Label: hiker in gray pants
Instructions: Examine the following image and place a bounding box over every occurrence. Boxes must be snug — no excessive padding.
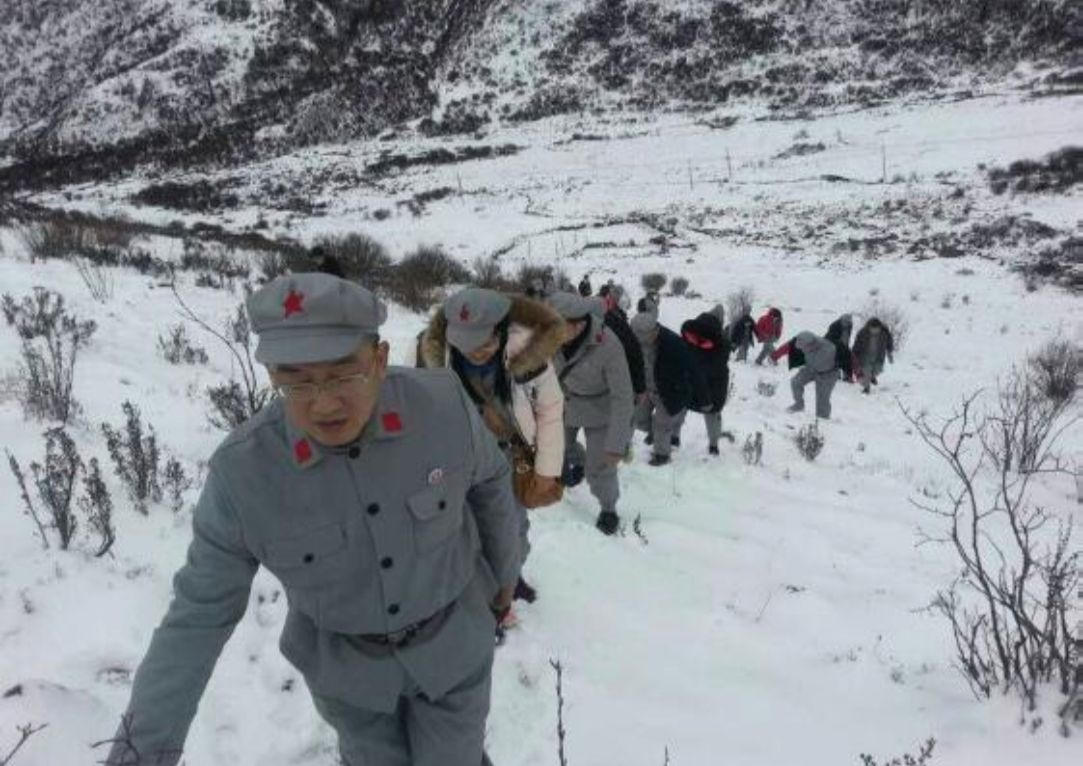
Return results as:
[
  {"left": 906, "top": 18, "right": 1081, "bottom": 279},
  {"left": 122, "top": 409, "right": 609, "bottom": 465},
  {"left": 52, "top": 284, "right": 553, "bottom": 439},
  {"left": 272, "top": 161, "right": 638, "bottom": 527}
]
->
[{"left": 772, "top": 331, "right": 840, "bottom": 419}]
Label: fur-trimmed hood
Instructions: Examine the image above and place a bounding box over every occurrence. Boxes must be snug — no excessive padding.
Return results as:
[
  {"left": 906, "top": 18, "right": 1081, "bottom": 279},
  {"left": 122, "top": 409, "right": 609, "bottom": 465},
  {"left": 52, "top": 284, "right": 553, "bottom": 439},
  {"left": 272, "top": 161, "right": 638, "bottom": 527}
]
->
[{"left": 420, "top": 294, "right": 565, "bottom": 379}]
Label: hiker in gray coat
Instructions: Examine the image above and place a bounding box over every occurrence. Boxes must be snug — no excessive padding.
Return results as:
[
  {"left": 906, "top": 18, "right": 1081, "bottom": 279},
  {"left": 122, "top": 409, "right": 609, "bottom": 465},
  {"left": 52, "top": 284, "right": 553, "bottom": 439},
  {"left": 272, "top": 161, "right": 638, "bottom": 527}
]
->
[
  {"left": 852, "top": 317, "right": 895, "bottom": 394},
  {"left": 548, "top": 292, "right": 635, "bottom": 536},
  {"left": 106, "top": 273, "right": 519, "bottom": 766},
  {"left": 771, "top": 330, "right": 840, "bottom": 419}
]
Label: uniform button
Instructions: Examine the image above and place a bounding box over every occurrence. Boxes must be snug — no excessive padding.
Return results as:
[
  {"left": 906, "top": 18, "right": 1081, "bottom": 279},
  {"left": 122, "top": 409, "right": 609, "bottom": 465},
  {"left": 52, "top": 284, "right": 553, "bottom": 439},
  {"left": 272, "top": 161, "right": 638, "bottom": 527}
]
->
[
  {"left": 302, "top": 553, "right": 314, "bottom": 564},
  {"left": 348, "top": 445, "right": 361, "bottom": 459},
  {"left": 388, "top": 604, "right": 400, "bottom": 615},
  {"left": 381, "top": 557, "right": 393, "bottom": 570},
  {"left": 438, "top": 500, "right": 447, "bottom": 510},
  {"left": 367, "top": 503, "right": 380, "bottom": 516}
]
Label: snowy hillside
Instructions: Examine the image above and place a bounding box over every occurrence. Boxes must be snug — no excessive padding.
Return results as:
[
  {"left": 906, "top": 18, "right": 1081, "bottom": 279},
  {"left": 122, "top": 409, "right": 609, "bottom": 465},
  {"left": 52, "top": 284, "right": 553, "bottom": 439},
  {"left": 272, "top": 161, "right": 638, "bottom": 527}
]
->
[
  {"left": 1, "top": 0, "right": 1080, "bottom": 189},
  {"left": 0, "top": 80, "right": 1080, "bottom": 766}
]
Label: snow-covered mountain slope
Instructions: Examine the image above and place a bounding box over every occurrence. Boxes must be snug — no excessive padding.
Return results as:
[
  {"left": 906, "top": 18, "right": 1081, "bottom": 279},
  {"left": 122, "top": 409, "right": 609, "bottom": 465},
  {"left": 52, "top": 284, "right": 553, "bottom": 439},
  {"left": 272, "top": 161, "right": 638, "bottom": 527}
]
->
[
  {"left": 0, "top": 88, "right": 1080, "bottom": 765},
  {"left": 1, "top": 0, "right": 1079, "bottom": 189}
]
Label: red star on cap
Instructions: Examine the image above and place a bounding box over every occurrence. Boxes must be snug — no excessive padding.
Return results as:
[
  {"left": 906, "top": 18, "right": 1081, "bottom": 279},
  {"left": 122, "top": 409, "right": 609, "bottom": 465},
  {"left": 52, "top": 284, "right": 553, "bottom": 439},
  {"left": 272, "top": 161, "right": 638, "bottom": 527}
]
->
[
  {"left": 283, "top": 289, "right": 305, "bottom": 318},
  {"left": 382, "top": 412, "right": 403, "bottom": 433},
  {"left": 459, "top": 304, "right": 471, "bottom": 322}
]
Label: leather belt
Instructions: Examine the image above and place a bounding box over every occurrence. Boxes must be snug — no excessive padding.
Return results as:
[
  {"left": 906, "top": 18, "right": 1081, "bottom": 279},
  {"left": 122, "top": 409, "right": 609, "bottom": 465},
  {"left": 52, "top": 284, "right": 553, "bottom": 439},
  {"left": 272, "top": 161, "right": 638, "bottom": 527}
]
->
[{"left": 357, "top": 603, "right": 454, "bottom": 648}]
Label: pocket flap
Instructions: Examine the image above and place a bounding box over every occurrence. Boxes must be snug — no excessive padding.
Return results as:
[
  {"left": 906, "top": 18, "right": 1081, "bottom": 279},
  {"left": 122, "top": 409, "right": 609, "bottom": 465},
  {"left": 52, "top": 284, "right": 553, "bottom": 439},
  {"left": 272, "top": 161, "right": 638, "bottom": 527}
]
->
[{"left": 263, "top": 524, "right": 346, "bottom": 569}]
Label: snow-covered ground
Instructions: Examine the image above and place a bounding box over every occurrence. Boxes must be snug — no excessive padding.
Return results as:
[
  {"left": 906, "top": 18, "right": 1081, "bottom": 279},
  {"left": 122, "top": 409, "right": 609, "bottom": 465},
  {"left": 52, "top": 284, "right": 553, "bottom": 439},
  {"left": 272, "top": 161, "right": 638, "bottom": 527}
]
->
[{"left": 0, "top": 91, "right": 1080, "bottom": 765}]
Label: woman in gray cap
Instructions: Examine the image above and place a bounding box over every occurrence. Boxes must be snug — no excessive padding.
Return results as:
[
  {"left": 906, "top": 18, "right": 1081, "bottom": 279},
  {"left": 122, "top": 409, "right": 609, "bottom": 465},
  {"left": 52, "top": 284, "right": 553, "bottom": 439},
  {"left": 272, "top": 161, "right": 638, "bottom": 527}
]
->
[
  {"left": 420, "top": 287, "right": 565, "bottom": 622},
  {"left": 547, "top": 291, "right": 636, "bottom": 535}
]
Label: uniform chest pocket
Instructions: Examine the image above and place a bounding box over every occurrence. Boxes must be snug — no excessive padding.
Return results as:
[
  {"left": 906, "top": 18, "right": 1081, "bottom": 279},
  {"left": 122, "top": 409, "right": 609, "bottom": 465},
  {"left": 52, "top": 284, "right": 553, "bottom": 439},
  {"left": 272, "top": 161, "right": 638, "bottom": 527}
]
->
[
  {"left": 262, "top": 523, "right": 348, "bottom": 590},
  {"left": 406, "top": 468, "right": 467, "bottom": 552}
]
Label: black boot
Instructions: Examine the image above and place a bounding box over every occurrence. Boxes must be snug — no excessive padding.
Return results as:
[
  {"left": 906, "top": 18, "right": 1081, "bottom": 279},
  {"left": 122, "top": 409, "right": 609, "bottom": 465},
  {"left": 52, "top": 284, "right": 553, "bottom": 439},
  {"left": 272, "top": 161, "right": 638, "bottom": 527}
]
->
[
  {"left": 648, "top": 453, "right": 671, "bottom": 467},
  {"left": 645, "top": 433, "right": 654, "bottom": 446},
  {"left": 596, "top": 510, "right": 620, "bottom": 536},
  {"left": 671, "top": 435, "right": 680, "bottom": 448},
  {"left": 708, "top": 444, "right": 720, "bottom": 456},
  {"left": 514, "top": 577, "right": 537, "bottom": 604}
]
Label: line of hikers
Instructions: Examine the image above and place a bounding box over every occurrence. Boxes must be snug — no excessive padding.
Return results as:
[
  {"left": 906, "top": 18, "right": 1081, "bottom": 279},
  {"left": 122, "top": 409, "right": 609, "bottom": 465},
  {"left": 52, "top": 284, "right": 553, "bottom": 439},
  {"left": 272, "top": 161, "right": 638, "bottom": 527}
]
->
[{"left": 408, "top": 274, "right": 894, "bottom": 631}]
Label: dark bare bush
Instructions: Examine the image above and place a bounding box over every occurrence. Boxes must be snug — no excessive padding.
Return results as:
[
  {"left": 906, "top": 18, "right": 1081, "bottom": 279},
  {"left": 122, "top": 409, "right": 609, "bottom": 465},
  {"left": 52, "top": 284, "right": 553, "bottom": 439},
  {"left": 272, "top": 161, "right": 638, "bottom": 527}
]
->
[
  {"left": 989, "top": 366, "right": 1077, "bottom": 475},
  {"left": 18, "top": 219, "right": 91, "bottom": 261},
  {"left": 641, "top": 272, "right": 668, "bottom": 293},
  {"left": 101, "top": 402, "right": 162, "bottom": 515},
  {"left": 304, "top": 233, "right": 393, "bottom": 285},
  {"left": 180, "top": 239, "right": 249, "bottom": 286},
  {"left": 16, "top": 428, "right": 82, "bottom": 549},
  {"left": 0, "top": 722, "right": 48, "bottom": 765},
  {"left": 206, "top": 380, "right": 254, "bottom": 430},
  {"left": 859, "top": 738, "right": 936, "bottom": 766},
  {"left": 162, "top": 457, "right": 194, "bottom": 513},
  {"left": 670, "top": 276, "right": 690, "bottom": 296},
  {"left": 157, "top": 324, "right": 209, "bottom": 365},
  {"left": 258, "top": 252, "right": 288, "bottom": 283},
  {"left": 472, "top": 255, "right": 512, "bottom": 290},
  {"left": 2, "top": 288, "right": 96, "bottom": 343},
  {"left": 726, "top": 286, "right": 755, "bottom": 319},
  {"left": 6, "top": 289, "right": 95, "bottom": 424},
  {"left": 79, "top": 458, "right": 115, "bottom": 557},
  {"left": 389, "top": 245, "right": 470, "bottom": 312},
  {"left": 1028, "top": 339, "right": 1079, "bottom": 405},
  {"left": 75, "top": 258, "right": 114, "bottom": 303},
  {"left": 795, "top": 422, "right": 824, "bottom": 461},
  {"left": 903, "top": 389, "right": 1078, "bottom": 721}
]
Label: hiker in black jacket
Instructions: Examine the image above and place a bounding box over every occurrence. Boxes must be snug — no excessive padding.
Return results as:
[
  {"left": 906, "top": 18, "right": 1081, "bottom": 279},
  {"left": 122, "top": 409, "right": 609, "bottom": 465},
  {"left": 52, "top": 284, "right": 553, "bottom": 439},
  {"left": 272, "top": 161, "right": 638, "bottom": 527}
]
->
[
  {"left": 599, "top": 285, "right": 646, "bottom": 398},
  {"left": 630, "top": 311, "right": 709, "bottom": 466},
  {"left": 680, "top": 307, "right": 732, "bottom": 455}
]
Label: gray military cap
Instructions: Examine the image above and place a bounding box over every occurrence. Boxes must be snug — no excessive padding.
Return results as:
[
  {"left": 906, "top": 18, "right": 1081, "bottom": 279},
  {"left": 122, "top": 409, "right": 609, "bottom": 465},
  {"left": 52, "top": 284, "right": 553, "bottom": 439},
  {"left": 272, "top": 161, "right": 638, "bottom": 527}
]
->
[
  {"left": 247, "top": 272, "right": 387, "bottom": 365},
  {"left": 547, "top": 291, "right": 596, "bottom": 321},
  {"left": 443, "top": 288, "right": 512, "bottom": 353}
]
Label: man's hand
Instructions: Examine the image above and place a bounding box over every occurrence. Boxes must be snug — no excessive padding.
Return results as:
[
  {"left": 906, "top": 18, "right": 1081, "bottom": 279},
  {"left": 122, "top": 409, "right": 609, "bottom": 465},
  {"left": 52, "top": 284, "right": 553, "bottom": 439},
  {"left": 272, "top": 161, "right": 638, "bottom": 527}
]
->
[
  {"left": 603, "top": 451, "right": 624, "bottom": 467},
  {"left": 492, "top": 584, "right": 515, "bottom": 616}
]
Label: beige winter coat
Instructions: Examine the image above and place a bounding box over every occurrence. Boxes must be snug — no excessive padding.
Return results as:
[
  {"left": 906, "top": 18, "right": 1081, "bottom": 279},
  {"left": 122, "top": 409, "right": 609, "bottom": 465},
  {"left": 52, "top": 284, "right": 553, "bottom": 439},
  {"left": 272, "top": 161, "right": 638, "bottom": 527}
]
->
[{"left": 420, "top": 296, "right": 566, "bottom": 478}]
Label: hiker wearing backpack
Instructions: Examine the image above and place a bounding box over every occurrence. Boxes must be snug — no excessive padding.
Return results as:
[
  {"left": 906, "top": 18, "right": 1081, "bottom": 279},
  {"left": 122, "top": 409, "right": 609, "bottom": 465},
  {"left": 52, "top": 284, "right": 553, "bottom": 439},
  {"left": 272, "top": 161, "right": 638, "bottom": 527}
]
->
[
  {"left": 631, "top": 310, "right": 709, "bottom": 466},
  {"left": 547, "top": 292, "right": 635, "bottom": 536},
  {"left": 771, "top": 331, "right": 841, "bottom": 419},
  {"left": 727, "top": 312, "right": 757, "bottom": 362},
  {"left": 680, "top": 306, "right": 733, "bottom": 455},
  {"left": 753, "top": 307, "right": 784, "bottom": 365},
  {"left": 852, "top": 317, "right": 895, "bottom": 394}
]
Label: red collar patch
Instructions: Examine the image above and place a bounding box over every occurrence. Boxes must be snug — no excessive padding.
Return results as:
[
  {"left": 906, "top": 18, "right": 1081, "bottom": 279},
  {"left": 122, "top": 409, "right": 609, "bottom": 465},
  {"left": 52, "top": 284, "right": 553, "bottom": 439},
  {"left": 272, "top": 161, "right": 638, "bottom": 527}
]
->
[
  {"left": 382, "top": 412, "right": 403, "bottom": 433},
  {"left": 283, "top": 289, "right": 305, "bottom": 318},
  {"left": 459, "top": 304, "right": 471, "bottom": 322},
  {"left": 294, "top": 438, "right": 314, "bottom": 464}
]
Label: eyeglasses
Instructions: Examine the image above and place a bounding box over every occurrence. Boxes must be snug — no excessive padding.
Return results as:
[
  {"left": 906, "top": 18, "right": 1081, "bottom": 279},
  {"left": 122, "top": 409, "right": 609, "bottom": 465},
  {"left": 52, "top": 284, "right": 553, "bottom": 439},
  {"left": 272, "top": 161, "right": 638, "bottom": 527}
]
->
[{"left": 274, "top": 371, "right": 373, "bottom": 402}]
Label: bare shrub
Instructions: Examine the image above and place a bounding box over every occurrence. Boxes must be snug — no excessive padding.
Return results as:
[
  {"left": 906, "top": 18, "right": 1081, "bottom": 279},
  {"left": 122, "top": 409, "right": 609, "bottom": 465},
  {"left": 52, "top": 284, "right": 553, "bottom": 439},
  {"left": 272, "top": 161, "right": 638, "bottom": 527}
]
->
[
  {"left": 101, "top": 402, "right": 162, "bottom": 515},
  {"left": 472, "top": 255, "right": 511, "bottom": 289},
  {"left": 862, "top": 299, "right": 909, "bottom": 351},
  {"left": 1028, "top": 339, "right": 1079, "bottom": 405},
  {"left": 172, "top": 286, "right": 270, "bottom": 430},
  {"left": 14, "top": 428, "right": 82, "bottom": 549},
  {"left": 389, "top": 245, "right": 470, "bottom": 312},
  {"left": 0, "top": 722, "right": 48, "bottom": 765},
  {"left": 988, "top": 366, "right": 1077, "bottom": 475},
  {"left": 304, "top": 233, "right": 392, "bottom": 284},
  {"left": 18, "top": 220, "right": 91, "bottom": 261},
  {"left": 640, "top": 272, "right": 667, "bottom": 293},
  {"left": 794, "top": 422, "right": 824, "bottom": 461},
  {"left": 6, "top": 451, "right": 51, "bottom": 550},
  {"left": 859, "top": 738, "right": 936, "bottom": 766},
  {"left": 4, "top": 289, "right": 96, "bottom": 424},
  {"left": 257, "top": 251, "right": 288, "bottom": 283},
  {"left": 162, "top": 457, "right": 194, "bottom": 513},
  {"left": 75, "top": 258, "right": 114, "bottom": 303},
  {"left": 157, "top": 324, "right": 209, "bottom": 365},
  {"left": 79, "top": 458, "right": 115, "bottom": 557},
  {"left": 742, "top": 432, "right": 763, "bottom": 466},
  {"left": 902, "top": 391, "right": 1078, "bottom": 719},
  {"left": 670, "top": 276, "right": 690, "bottom": 296},
  {"left": 726, "top": 286, "right": 755, "bottom": 319}
]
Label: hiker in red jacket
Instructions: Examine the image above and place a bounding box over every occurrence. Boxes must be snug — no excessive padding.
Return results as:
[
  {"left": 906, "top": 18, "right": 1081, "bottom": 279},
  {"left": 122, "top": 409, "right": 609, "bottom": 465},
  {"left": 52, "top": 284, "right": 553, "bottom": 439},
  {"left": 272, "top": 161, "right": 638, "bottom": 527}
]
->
[{"left": 754, "top": 308, "right": 784, "bottom": 365}]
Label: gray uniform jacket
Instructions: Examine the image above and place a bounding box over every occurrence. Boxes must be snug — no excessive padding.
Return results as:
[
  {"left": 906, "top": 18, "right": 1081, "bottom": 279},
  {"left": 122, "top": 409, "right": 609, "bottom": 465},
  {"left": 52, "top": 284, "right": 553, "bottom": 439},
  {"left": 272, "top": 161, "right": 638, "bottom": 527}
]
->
[
  {"left": 113, "top": 367, "right": 520, "bottom": 761},
  {"left": 794, "top": 331, "right": 838, "bottom": 374},
  {"left": 553, "top": 318, "right": 636, "bottom": 455}
]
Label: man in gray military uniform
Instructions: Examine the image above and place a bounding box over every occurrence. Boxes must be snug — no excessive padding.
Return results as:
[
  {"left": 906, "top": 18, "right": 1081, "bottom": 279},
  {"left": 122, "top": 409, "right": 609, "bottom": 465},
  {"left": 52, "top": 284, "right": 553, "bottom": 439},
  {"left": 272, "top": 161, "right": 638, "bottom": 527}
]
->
[
  {"left": 105, "top": 273, "right": 520, "bottom": 766},
  {"left": 547, "top": 292, "right": 635, "bottom": 536}
]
